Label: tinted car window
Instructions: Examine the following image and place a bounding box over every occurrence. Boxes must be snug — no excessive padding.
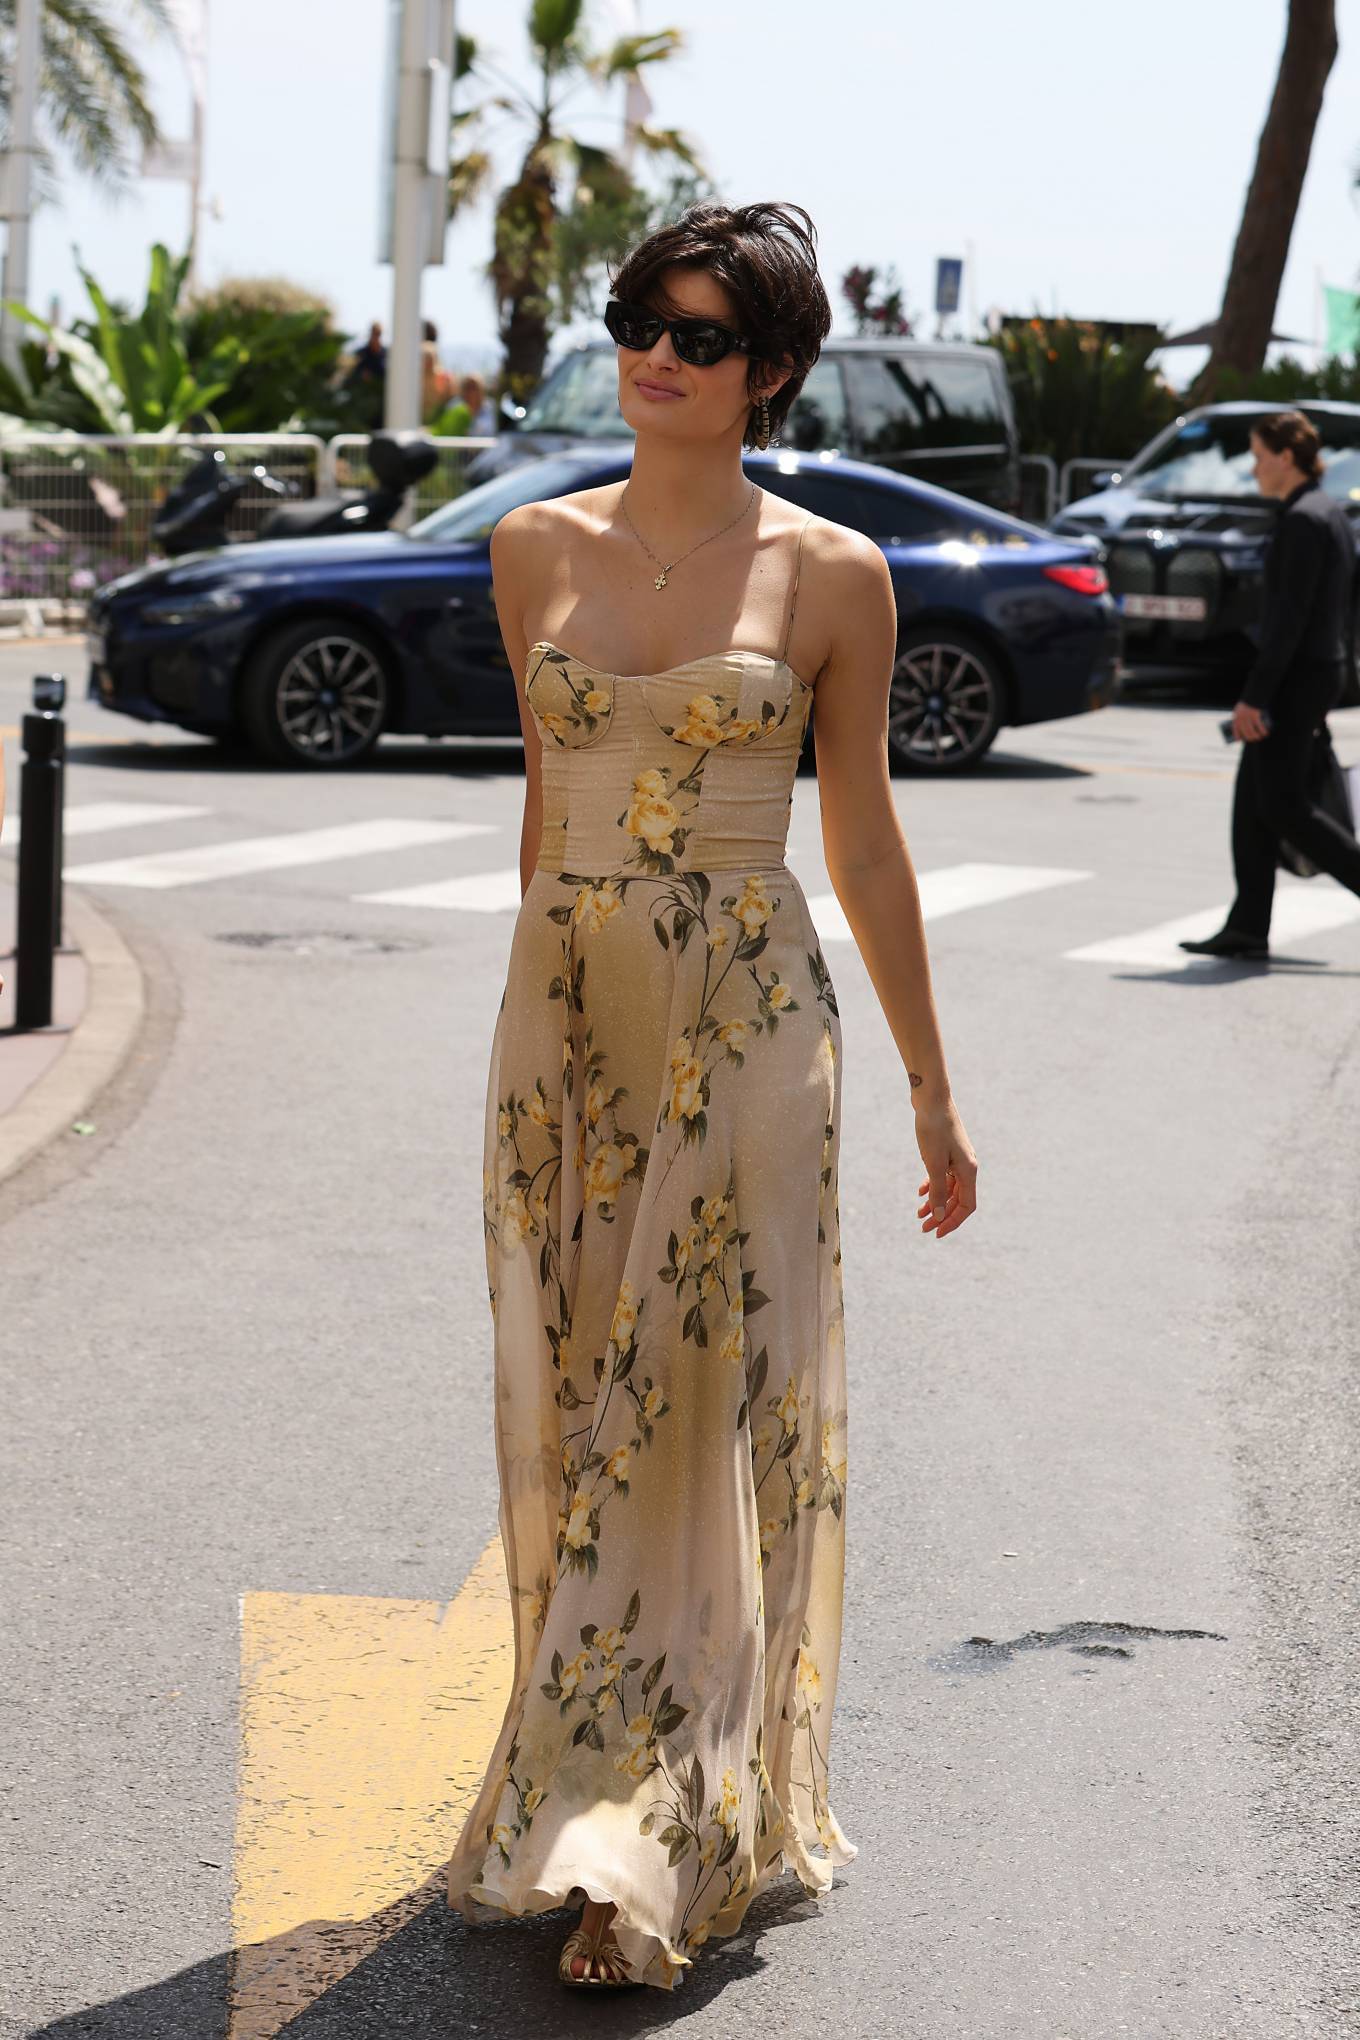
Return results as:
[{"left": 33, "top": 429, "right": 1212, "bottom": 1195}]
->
[
  {"left": 912, "top": 358, "right": 1006, "bottom": 442},
  {"left": 843, "top": 352, "right": 1007, "bottom": 456},
  {"left": 520, "top": 350, "right": 631, "bottom": 438},
  {"left": 1127, "top": 409, "right": 1360, "bottom": 503},
  {"left": 409, "top": 458, "right": 615, "bottom": 542},
  {"left": 783, "top": 359, "right": 848, "bottom": 452},
  {"left": 751, "top": 464, "right": 958, "bottom": 541}
]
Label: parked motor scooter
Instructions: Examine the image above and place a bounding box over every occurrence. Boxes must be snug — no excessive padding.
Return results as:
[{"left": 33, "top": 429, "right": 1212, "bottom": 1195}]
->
[
  {"left": 151, "top": 434, "right": 439, "bottom": 556},
  {"left": 151, "top": 449, "right": 289, "bottom": 556}
]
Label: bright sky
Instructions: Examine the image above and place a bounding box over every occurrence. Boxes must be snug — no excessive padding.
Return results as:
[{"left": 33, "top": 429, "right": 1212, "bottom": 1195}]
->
[{"left": 26, "top": 0, "right": 1360, "bottom": 389}]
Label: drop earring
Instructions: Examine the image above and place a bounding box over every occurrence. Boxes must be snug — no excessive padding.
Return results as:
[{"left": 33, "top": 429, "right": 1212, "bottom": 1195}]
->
[{"left": 752, "top": 395, "right": 771, "bottom": 450}]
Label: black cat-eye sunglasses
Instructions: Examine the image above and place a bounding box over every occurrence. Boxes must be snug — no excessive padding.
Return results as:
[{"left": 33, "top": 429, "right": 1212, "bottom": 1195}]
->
[{"left": 603, "top": 296, "right": 761, "bottom": 368}]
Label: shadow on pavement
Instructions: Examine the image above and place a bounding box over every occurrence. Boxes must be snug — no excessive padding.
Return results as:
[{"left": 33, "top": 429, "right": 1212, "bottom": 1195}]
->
[
  {"left": 1110, "top": 959, "right": 1360, "bottom": 986},
  {"left": 27, "top": 1877, "right": 827, "bottom": 2039}
]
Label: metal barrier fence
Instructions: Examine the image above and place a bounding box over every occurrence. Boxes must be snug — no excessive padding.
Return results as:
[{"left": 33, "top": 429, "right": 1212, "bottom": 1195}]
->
[
  {"left": 0, "top": 433, "right": 328, "bottom": 619},
  {"left": 0, "top": 432, "right": 1130, "bottom": 620},
  {"left": 0, "top": 431, "right": 496, "bottom": 620},
  {"left": 1018, "top": 454, "right": 1058, "bottom": 525},
  {"left": 320, "top": 435, "right": 495, "bottom": 525},
  {"left": 1058, "top": 456, "right": 1124, "bottom": 509}
]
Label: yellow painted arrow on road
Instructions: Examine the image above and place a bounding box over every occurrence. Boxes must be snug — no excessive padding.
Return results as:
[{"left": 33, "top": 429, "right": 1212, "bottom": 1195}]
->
[{"left": 227, "top": 1536, "right": 512, "bottom": 2040}]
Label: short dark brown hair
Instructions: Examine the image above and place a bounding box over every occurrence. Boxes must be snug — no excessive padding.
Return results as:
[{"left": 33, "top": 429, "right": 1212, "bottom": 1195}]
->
[
  {"left": 608, "top": 201, "right": 832, "bottom": 450},
  {"left": 1253, "top": 409, "right": 1324, "bottom": 480}
]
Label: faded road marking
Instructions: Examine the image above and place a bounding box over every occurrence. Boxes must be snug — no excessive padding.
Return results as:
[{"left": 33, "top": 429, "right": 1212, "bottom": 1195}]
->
[{"left": 229, "top": 1538, "right": 513, "bottom": 2040}]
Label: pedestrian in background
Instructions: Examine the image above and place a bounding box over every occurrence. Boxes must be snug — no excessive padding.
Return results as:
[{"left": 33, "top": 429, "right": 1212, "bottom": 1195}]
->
[
  {"left": 420, "top": 317, "right": 455, "bottom": 424},
  {"left": 346, "top": 319, "right": 386, "bottom": 390},
  {"left": 1182, "top": 409, "right": 1360, "bottom": 959},
  {"left": 460, "top": 372, "right": 497, "bottom": 435}
]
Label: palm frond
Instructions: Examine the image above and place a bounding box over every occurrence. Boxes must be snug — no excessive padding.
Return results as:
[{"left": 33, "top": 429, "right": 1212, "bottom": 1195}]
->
[
  {"left": 588, "top": 29, "right": 685, "bottom": 84},
  {"left": 0, "top": 0, "right": 174, "bottom": 188},
  {"left": 529, "top": 0, "right": 585, "bottom": 59},
  {"left": 627, "top": 123, "right": 703, "bottom": 171},
  {"left": 450, "top": 149, "right": 495, "bottom": 216}
]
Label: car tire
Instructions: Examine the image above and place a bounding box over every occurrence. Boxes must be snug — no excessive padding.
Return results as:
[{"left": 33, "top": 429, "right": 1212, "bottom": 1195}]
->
[
  {"left": 239, "top": 618, "right": 391, "bottom": 768},
  {"left": 886, "top": 626, "right": 1006, "bottom": 773}
]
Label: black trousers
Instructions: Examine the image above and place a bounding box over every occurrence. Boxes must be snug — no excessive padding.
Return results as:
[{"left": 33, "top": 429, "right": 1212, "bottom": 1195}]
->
[{"left": 1228, "top": 664, "right": 1360, "bottom": 937}]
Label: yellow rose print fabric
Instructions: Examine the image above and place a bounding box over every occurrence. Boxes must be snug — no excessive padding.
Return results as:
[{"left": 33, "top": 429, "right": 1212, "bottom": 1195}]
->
[{"left": 446, "top": 614, "right": 855, "bottom": 1990}]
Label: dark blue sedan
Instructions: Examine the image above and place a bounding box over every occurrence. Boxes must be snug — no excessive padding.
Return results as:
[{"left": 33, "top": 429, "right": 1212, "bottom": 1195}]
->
[{"left": 86, "top": 449, "right": 1121, "bottom": 773}]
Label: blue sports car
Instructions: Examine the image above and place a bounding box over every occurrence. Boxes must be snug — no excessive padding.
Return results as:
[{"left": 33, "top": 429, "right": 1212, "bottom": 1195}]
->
[{"left": 87, "top": 448, "right": 1121, "bottom": 773}]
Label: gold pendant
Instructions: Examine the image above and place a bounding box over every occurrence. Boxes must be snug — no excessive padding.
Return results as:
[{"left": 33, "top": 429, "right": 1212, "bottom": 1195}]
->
[{"left": 654, "top": 570, "right": 668, "bottom": 590}]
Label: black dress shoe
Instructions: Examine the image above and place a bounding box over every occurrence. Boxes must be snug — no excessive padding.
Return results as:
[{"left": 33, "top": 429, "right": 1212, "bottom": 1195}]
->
[{"left": 1178, "top": 928, "right": 1270, "bottom": 958}]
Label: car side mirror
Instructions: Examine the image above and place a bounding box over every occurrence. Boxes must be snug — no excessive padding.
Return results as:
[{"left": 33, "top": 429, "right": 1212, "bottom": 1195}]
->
[
  {"left": 498, "top": 393, "right": 525, "bottom": 431},
  {"left": 1091, "top": 469, "right": 1122, "bottom": 492}
]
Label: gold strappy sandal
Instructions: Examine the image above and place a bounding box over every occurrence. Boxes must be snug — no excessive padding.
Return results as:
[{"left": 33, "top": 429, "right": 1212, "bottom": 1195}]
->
[{"left": 558, "top": 1907, "right": 640, "bottom": 1988}]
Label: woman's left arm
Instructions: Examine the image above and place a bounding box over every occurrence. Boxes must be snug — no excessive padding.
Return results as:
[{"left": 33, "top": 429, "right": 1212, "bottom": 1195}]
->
[{"left": 810, "top": 528, "right": 978, "bottom": 1240}]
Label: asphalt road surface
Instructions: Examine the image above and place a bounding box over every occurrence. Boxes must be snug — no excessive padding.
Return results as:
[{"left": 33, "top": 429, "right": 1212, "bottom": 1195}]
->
[{"left": 2, "top": 646, "right": 1358, "bottom": 2040}]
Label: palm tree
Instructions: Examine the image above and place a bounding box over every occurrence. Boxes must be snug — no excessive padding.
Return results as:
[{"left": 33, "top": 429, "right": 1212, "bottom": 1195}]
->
[
  {"left": 0, "top": 0, "right": 175, "bottom": 196},
  {"left": 1195, "top": 0, "right": 1338, "bottom": 398},
  {"left": 452, "top": 0, "right": 702, "bottom": 402}
]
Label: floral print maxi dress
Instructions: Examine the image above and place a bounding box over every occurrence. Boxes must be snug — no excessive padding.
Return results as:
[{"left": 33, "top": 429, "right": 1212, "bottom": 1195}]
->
[{"left": 445, "top": 526, "right": 856, "bottom": 1988}]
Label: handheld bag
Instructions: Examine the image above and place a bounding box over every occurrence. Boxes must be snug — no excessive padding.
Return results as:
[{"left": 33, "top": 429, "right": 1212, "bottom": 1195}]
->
[{"left": 1278, "top": 723, "right": 1357, "bottom": 878}]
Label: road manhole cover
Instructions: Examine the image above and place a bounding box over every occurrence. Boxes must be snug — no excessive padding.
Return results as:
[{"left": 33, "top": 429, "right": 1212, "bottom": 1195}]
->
[{"left": 216, "top": 930, "right": 426, "bottom": 957}]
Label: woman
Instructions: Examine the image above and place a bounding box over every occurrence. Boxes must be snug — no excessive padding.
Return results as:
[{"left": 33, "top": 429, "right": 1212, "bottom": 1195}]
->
[
  {"left": 1181, "top": 408, "right": 1360, "bottom": 959},
  {"left": 444, "top": 201, "right": 978, "bottom": 1990}
]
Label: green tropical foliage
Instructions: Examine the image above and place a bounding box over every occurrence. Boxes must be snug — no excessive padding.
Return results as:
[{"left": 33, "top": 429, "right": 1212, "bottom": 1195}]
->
[
  {"left": 1198, "top": 349, "right": 1360, "bottom": 406},
  {"left": 0, "top": 246, "right": 374, "bottom": 435},
  {"left": 0, "top": 242, "right": 242, "bottom": 432},
  {"left": 990, "top": 316, "right": 1182, "bottom": 465},
  {"left": 181, "top": 276, "right": 359, "bottom": 433}
]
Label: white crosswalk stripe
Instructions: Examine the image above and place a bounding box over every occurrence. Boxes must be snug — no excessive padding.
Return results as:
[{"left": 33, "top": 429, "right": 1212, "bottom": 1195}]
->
[
  {"left": 358, "top": 865, "right": 525, "bottom": 913},
  {"left": 1066, "top": 886, "right": 1360, "bottom": 968},
  {"left": 805, "top": 862, "right": 1091, "bottom": 944},
  {"left": 32, "top": 796, "right": 1355, "bottom": 965},
  {"left": 65, "top": 818, "right": 495, "bottom": 890},
  {"left": 1, "top": 800, "right": 210, "bottom": 849}
]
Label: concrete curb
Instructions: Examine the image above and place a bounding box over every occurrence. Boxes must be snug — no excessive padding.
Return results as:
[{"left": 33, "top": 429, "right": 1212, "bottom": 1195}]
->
[{"left": 0, "top": 884, "right": 146, "bottom": 1188}]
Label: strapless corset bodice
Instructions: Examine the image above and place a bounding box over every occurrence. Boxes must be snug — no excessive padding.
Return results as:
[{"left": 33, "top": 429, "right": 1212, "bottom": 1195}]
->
[{"left": 524, "top": 641, "right": 813, "bottom": 877}]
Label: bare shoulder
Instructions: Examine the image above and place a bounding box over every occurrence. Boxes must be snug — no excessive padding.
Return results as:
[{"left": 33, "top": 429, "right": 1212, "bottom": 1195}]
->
[
  {"left": 779, "top": 506, "right": 895, "bottom": 685},
  {"left": 490, "top": 483, "right": 617, "bottom": 573},
  {"left": 800, "top": 511, "right": 893, "bottom": 598}
]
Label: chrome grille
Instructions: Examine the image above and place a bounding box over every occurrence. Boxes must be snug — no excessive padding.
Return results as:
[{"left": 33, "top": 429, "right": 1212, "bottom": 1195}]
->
[
  {"left": 1107, "top": 543, "right": 1156, "bottom": 636},
  {"left": 1165, "top": 547, "right": 1224, "bottom": 638}
]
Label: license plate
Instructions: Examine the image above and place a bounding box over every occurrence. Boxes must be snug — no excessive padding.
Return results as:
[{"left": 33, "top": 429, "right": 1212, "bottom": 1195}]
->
[{"left": 1117, "top": 593, "right": 1207, "bottom": 621}]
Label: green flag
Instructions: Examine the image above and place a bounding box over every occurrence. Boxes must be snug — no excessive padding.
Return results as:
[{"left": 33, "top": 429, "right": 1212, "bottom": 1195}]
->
[{"left": 1324, "top": 284, "right": 1360, "bottom": 355}]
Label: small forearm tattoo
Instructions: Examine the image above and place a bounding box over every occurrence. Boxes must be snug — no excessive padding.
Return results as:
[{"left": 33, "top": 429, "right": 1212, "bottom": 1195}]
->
[{"left": 908, "top": 1071, "right": 923, "bottom": 1090}]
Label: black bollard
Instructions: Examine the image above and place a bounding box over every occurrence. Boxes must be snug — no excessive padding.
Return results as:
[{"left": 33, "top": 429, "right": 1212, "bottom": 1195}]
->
[
  {"left": 32, "top": 674, "right": 67, "bottom": 947},
  {"left": 13, "top": 696, "right": 66, "bottom": 1033}
]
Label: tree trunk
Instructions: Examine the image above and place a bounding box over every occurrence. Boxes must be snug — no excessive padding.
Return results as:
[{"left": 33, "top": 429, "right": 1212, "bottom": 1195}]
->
[
  {"left": 492, "top": 134, "right": 557, "bottom": 405},
  {"left": 1195, "top": 0, "right": 1337, "bottom": 400}
]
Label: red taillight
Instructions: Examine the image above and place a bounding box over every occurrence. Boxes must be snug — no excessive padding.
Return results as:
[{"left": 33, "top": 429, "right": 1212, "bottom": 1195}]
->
[{"left": 1043, "top": 562, "right": 1109, "bottom": 597}]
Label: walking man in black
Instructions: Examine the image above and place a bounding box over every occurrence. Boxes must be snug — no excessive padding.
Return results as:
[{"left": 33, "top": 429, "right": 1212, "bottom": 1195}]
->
[{"left": 1182, "top": 409, "right": 1360, "bottom": 960}]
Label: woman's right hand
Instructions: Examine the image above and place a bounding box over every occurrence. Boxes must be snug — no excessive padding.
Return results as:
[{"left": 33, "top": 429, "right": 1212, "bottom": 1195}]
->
[{"left": 914, "top": 1096, "right": 978, "bottom": 1239}]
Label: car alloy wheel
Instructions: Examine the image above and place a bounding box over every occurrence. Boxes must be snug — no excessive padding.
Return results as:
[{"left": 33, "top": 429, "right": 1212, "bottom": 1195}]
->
[
  {"left": 277, "top": 634, "right": 387, "bottom": 762},
  {"left": 887, "top": 632, "right": 1004, "bottom": 772},
  {"left": 242, "top": 620, "right": 390, "bottom": 767}
]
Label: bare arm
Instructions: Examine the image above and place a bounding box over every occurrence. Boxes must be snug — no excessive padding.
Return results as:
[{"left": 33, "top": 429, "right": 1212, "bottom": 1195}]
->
[
  {"left": 488, "top": 506, "right": 546, "bottom": 897},
  {"left": 811, "top": 530, "right": 978, "bottom": 1238}
]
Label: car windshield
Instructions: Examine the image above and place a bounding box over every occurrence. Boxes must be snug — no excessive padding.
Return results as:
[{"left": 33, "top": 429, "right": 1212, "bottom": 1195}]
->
[
  {"left": 1126, "top": 411, "right": 1360, "bottom": 502},
  {"left": 408, "top": 457, "right": 609, "bottom": 542},
  {"left": 521, "top": 350, "right": 633, "bottom": 438}
]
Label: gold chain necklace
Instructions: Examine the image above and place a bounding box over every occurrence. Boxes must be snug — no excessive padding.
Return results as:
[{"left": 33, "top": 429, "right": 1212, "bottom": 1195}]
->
[{"left": 619, "top": 481, "right": 757, "bottom": 590}]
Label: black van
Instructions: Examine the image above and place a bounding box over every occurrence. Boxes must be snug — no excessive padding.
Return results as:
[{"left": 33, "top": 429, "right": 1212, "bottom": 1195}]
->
[{"left": 465, "top": 337, "right": 1021, "bottom": 515}]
